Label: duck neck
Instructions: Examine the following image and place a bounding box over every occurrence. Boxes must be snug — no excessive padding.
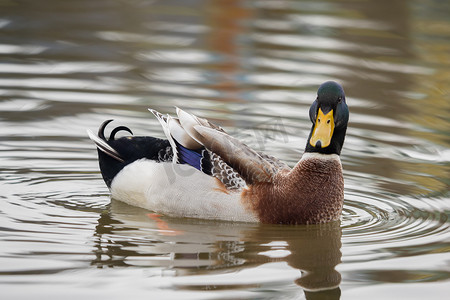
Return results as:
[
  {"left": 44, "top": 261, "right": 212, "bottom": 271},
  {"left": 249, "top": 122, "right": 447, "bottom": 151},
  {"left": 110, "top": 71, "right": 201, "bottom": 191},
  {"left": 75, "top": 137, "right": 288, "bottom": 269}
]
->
[
  {"left": 304, "top": 125, "right": 347, "bottom": 155},
  {"left": 291, "top": 152, "right": 342, "bottom": 178}
]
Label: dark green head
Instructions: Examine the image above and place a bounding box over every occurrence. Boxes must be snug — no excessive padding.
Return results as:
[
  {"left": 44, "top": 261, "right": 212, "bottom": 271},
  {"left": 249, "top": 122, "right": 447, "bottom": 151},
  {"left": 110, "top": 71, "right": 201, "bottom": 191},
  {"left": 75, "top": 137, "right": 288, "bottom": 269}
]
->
[{"left": 305, "top": 81, "right": 349, "bottom": 155}]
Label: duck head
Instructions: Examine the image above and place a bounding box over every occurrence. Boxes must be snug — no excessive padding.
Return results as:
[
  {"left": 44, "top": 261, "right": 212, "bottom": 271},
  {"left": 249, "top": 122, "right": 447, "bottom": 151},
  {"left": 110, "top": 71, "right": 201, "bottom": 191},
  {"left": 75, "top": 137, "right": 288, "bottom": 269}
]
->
[{"left": 305, "top": 81, "right": 349, "bottom": 155}]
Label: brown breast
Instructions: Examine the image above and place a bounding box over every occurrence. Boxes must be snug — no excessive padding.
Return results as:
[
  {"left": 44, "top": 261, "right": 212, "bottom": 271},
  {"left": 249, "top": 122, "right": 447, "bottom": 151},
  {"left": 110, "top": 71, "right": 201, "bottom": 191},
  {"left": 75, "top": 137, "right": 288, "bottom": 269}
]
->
[{"left": 242, "top": 155, "right": 344, "bottom": 224}]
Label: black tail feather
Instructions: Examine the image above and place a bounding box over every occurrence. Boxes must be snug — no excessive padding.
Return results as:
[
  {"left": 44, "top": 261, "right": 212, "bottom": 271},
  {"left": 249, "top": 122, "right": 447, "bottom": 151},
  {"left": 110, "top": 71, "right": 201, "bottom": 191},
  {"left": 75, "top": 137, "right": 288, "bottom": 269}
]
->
[
  {"left": 98, "top": 119, "right": 113, "bottom": 141},
  {"left": 88, "top": 120, "right": 173, "bottom": 187},
  {"left": 110, "top": 126, "right": 133, "bottom": 140}
]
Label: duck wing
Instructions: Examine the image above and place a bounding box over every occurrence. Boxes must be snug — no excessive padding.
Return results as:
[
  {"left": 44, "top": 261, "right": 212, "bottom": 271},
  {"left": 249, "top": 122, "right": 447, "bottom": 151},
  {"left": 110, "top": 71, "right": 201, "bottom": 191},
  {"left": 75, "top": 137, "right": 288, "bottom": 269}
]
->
[
  {"left": 150, "top": 109, "right": 214, "bottom": 175},
  {"left": 209, "top": 151, "right": 247, "bottom": 190},
  {"left": 150, "top": 108, "right": 247, "bottom": 189},
  {"left": 257, "top": 152, "right": 290, "bottom": 172},
  {"left": 176, "top": 108, "right": 289, "bottom": 185}
]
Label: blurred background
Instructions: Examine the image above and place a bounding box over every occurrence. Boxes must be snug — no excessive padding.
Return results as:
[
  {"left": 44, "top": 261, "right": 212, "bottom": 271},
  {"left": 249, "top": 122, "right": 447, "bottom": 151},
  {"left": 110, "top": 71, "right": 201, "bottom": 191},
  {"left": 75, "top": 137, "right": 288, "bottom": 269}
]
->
[{"left": 0, "top": 0, "right": 449, "bottom": 299}]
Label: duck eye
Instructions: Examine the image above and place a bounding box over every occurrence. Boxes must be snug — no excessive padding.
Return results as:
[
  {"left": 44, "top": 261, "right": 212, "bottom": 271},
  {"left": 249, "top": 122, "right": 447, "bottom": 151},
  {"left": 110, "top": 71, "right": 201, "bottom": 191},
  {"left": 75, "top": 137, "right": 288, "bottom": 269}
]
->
[
  {"left": 327, "top": 119, "right": 330, "bottom": 124},
  {"left": 337, "top": 97, "right": 342, "bottom": 103}
]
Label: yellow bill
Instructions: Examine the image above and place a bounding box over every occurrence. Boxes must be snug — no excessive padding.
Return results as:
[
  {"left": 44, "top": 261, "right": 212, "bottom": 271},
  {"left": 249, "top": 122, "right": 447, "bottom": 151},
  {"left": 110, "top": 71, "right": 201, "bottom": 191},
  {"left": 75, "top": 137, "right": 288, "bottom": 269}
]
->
[{"left": 310, "top": 108, "right": 334, "bottom": 148}]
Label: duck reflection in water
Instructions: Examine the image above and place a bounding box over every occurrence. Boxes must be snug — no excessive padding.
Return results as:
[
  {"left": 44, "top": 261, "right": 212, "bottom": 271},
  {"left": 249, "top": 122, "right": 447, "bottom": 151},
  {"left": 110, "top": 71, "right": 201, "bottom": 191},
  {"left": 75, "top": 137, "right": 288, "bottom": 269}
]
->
[{"left": 91, "top": 200, "right": 342, "bottom": 299}]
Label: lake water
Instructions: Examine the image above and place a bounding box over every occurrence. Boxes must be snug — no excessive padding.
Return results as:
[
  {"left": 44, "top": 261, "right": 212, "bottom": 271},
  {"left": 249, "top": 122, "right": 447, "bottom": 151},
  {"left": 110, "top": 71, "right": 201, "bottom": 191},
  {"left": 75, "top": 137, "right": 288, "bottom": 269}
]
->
[{"left": 1, "top": 0, "right": 449, "bottom": 299}]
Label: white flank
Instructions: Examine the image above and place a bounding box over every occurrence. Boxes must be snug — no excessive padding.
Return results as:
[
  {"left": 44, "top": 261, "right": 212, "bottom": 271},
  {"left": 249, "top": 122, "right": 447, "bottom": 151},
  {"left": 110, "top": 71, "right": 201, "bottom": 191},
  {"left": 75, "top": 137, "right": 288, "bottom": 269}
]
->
[{"left": 110, "top": 159, "right": 259, "bottom": 222}]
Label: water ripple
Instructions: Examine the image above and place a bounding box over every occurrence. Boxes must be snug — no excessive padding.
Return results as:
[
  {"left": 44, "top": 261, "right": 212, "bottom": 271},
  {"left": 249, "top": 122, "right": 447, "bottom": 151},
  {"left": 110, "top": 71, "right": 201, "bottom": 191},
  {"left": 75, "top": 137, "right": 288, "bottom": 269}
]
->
[
  {"left": 0, "top": 61, "right": 131, "bottom": 75},
  {"left": 342, "top": 190, "right": 449, "bottom": 263}
]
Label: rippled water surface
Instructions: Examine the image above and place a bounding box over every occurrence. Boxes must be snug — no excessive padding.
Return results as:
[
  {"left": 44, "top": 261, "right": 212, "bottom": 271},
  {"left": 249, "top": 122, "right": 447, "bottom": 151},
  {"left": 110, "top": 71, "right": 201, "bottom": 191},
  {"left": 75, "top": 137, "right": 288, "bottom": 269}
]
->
[{"left": 1, "top": 0, "right": 449, "bottom": 299}]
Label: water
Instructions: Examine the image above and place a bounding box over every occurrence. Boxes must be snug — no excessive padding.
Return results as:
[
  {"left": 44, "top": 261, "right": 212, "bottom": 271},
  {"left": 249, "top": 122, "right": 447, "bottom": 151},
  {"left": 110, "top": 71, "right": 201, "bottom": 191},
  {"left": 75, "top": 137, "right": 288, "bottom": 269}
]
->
[{"left": 1, "top": 0, "right": 449, "bottom": 299}]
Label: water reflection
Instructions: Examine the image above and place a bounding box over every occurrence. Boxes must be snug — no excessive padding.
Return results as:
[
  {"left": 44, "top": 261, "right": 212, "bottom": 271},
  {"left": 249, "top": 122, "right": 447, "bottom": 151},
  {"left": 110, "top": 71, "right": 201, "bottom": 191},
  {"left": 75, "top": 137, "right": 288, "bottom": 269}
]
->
[{"left": 92, "top": 200, "right": 342, "bottom": 298}]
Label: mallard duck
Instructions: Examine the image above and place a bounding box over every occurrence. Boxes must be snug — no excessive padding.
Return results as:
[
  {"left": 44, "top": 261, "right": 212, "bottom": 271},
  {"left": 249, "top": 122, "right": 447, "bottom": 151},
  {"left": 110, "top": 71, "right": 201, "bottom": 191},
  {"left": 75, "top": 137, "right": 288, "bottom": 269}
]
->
[{"left": 87, "top": 81, "right": 349, "bottom": 224}]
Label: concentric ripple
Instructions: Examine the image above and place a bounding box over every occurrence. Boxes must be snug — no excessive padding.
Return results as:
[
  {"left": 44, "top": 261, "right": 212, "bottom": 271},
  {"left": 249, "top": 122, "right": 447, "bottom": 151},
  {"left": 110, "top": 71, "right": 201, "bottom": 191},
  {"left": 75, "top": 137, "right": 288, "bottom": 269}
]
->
[{"left": 341, "top": 187, "right": 450, "bottom": 264}]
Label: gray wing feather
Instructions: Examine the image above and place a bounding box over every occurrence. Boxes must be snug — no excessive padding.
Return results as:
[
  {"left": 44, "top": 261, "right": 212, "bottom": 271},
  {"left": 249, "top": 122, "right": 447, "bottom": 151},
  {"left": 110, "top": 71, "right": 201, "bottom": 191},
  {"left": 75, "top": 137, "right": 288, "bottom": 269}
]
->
[
  {"left": 257, "top": 152, "right": 291, "bottom": 172},
  {"left": 193, "top": 125, "right": 279, "bottom": 184},
  {"left": 209, "top": 152, "right": 247, "bottom": 190}
]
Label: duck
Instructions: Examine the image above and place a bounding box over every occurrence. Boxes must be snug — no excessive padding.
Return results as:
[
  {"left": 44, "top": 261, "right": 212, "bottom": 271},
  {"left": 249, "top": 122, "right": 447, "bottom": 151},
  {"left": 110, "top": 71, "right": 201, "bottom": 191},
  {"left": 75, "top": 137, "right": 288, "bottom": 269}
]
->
[{"left": 87, "top": 81, "right": 349, "bottom": 224}]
